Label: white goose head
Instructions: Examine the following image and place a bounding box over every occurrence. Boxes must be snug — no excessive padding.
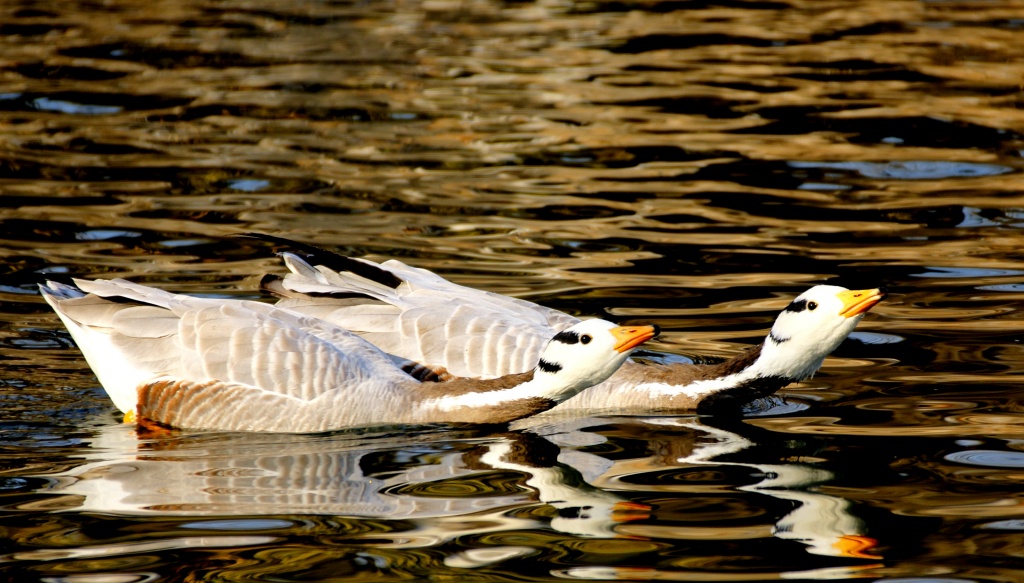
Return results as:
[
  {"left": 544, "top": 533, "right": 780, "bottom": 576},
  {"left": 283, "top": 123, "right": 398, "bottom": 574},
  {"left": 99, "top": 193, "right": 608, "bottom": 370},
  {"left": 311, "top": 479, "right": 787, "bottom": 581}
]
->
[
  {"left": 533, "top": 319, "right": 658, "bottom": 401},
  {"left": 757, "top": 285, "right": 887, "bottom": 381}
]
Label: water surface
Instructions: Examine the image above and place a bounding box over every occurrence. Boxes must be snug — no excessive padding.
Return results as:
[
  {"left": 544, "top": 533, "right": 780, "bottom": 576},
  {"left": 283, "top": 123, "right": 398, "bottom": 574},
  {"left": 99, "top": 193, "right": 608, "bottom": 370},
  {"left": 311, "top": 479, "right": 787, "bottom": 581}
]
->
[{"left": 2, "top": 0, "right": 1024, "bottom": 581}]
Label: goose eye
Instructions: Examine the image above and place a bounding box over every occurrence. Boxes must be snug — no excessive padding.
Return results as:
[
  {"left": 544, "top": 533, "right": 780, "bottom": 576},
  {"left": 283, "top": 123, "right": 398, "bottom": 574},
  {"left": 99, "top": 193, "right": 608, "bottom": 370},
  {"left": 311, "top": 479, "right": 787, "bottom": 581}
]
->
[
  {"left": 580, "top": 334, "right": 592, "bottom": 345},
  {"left": 808, "top": 301, "right": 818, "bottom": 310}
]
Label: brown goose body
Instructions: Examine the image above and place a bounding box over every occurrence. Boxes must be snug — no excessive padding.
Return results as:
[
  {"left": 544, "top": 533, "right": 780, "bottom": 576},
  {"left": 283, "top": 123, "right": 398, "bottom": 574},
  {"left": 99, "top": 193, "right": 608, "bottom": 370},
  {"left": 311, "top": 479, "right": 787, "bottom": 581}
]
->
[{"left": 40, "top": 278, "right": 656, "bottom": 432}]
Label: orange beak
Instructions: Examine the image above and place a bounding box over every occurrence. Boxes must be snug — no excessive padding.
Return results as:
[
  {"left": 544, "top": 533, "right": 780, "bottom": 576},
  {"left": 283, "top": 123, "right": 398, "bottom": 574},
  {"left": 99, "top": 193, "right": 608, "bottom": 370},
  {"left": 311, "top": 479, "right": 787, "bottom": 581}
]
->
[
  {"left": 611, "top": 500, "right": 653, "bottom": 523},
  {"left": 833, "top": 535, "right": 882, "bottom": 559},
  {"left": 837, "top": 288, "right": 887, "bottom": 318},
  {"left": 610, "top": 324, "right": 659, "bottom": 353}
]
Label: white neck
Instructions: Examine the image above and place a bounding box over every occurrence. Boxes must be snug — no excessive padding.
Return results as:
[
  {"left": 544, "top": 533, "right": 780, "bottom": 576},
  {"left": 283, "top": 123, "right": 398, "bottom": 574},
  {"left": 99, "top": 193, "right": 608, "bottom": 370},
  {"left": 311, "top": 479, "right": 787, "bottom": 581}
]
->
[
  {"left": 629, "top": 339, "right": 816, "bottom": 400},
  {"left": 757, "top": 335, "right": 830, "bottom": 381},
  {"left": 635, "top": 365, "right": 764, "bottom": 399}
]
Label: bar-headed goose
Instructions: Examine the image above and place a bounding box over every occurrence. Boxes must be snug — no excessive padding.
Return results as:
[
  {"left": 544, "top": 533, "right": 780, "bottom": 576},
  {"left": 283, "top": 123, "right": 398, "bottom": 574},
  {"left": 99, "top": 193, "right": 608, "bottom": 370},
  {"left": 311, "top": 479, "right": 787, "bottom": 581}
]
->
[
  {"left": 40, "top": 278, "right": 656, "bottom": 432},
  {"left": 255, "top": 236, "right": 886, "bottom": 414}
]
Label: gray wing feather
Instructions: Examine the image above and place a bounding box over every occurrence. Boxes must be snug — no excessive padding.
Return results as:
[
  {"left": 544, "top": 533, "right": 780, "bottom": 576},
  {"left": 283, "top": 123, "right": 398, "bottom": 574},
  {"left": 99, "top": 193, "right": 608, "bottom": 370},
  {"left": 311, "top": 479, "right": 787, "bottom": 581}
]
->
[
  {"left": 273, "top": 254, "right": 581, "bottom": 378},
  {"left": 45, "top": 279, "right": 412, "bottom": 413}
]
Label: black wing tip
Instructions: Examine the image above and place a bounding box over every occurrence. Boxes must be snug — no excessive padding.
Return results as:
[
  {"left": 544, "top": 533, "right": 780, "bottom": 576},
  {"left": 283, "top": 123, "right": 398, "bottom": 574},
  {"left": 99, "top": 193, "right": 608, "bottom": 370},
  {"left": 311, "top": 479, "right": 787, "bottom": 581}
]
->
[
  {"left": 243, "top": 232, "right": 403, "bottom": 289},
  {"left": 259, "top": 274, "right": 287, "bottom": 297}
]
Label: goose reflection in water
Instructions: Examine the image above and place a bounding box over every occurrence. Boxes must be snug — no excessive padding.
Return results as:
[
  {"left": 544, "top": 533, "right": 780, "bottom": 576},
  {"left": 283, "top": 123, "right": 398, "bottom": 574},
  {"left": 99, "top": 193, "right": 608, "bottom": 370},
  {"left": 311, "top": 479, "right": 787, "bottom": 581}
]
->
[
  {"left": 523, "top": 415, "right": 884, "bottom": 563},
  {"left": 35, "top": 423, "right": 649, "bottom": 546},
  {"left": 38, "top": 415, "right": 884, "bottom": 566}
]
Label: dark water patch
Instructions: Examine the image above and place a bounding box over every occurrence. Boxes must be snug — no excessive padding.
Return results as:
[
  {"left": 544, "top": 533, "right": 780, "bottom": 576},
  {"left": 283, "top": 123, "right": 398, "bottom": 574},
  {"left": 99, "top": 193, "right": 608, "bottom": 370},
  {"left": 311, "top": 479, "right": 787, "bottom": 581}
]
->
[
  {"left": 59, "top": 41, "right": 269, "bottom": 70},
  {"left": 808, "top": 21, "right": 912, "bottom": 43},
  {"left": 0, "top": 219, "right": 113, "bottom": 245},
  {"left": 352, "top": 197, "right": 500, "bottom": 217},
  {"left": 607, "top": 95, "right": 755, "bottom": 118},
  {"left": 0, "top": 159, "right": 286, "bottom": 192},
  {"left": 692, "top": 190, "right": 890, "bottom": 223},
  {"left": 977, "top": 19, "right": 1024, "bottom": 30},
  {"left": 0, "top": 328, "right": 76, "bottom": 351},
  {"left": 610, "top": 33, "right": 779, "bottom": 54},
  {"left": 745, "top": 103, "right": 876, "bottom": 122},
  {"left": 290, "top": 202, "right": 361, "bottom": 217},
  {"left": 702, "top": 80, "right": 796, "bottom": 94},
  {"left": 201, "top": 6, "right": 371, "bottom": 27},
  {"left": 128, "top": 208, "right": 246, "bottom": 225},
  {"left": 21, "top": 137, "right": 162, "bottom": 156},
  {"left": 154, "top": 103, "right": 400, "bottom": 123},
  {"left": 0, "top": 221, "right": 256, "bottom": 268},
  {"left": 645, "top": 212, "right": 718, "bottom": 226},
  {"left": 0, "top": 92, "right": 192, "bottom": 115},
  {"left": 0, "top": 476, "right": 51, "bottom": 496},
  {"left": 873, "top": 579, "right": 991, "bottom": 583},
  {"left": 887, "top": 205, "right": 977, "bottom": 231},
  {"left": 269, "top": 81, "right": 333, "bottom": 94},
  {"left": 569, "top": 0, "right": 790, "bottom": 14},
  {"left": 0, "top": 195, "right": 118, "bottom": 209},
  {"left": 686, "top": 161, "right": 826, "bottom": 190},
  {"left": 738, "top": 115, "right": 1023, "bottom": 150},
  {"left": 0, "top": 23, "right": 70, "bottom": 37},
  {"left": 563, "top": 244, "right": 885, "bottom": 290},
  {"left": 171, "top": 175, "right": 335, "bottom": 196},
  {"left": 523, "top": 237, "right": 656, "bottom": 261},
  {"left": 11, "top": 62, "right": 132, "bottom": 81},
  {"left": 10, "top": 8, "right": 59, "bottom": 18},
  {"left": 788, "top": 60, "right": 941, "bottom": 83},
  {"left": 174, "top": 20, "right": 266, "bottom": 36},
  {"left": 790, "top": 161, "right": 1013, "bottom": 180},
  {"left": 509, "top": 204, "right": 634, "bottom": 221},
  {"left": 528, "top": 146, "right": 717, "bottom": 168}
]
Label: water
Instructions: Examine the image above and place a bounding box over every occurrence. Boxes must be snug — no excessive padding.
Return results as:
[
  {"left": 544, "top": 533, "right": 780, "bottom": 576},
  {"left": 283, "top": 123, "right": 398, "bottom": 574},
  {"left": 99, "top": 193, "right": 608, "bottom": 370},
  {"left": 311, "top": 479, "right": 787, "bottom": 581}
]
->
[{"left": 2, "top": 0, "right": 1024, "bottom": 580}]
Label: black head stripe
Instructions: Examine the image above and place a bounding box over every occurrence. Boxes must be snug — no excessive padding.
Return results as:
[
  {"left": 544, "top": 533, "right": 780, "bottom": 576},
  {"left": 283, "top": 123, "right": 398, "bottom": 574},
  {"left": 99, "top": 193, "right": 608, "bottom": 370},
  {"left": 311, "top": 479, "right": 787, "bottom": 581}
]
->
[
  {"left": 537, "top": 359, "right": 563, "bottom": 373},
  {"left": 551, "top": 330, "right": 580, "bottom": 345},
  {"left": 783, "top": 299, "right": 808, "bottom": 313}
]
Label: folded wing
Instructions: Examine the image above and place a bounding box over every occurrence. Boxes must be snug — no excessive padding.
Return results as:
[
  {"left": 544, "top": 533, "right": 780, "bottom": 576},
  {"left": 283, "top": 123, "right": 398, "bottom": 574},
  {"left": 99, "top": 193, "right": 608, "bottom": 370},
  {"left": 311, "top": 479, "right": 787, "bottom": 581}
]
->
[
  {"left": 268, "top": 250, "right": 579, "bottom": 378},
  {"left": 41, "top": 279, "right": 413, "bottom": 430}
]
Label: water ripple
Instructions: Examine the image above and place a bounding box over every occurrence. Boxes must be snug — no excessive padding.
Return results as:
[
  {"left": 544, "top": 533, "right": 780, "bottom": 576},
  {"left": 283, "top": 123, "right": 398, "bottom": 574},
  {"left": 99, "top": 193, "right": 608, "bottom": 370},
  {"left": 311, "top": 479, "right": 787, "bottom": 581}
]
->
[
  {"left": 943, "top": 450, "right": 1024, "bottom": 469},
  {"left": 789, "top": 160, "right": 1013, "bottom": 180}
]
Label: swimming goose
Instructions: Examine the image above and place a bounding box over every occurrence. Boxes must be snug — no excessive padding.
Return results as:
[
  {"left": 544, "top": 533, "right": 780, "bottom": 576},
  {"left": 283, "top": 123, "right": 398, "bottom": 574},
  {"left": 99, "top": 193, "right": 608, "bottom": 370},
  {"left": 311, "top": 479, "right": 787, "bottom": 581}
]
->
[
  {"left": 254, "top": 236, "right": 886, "bottom": 414},
  {"left": 39, "top": 278, "right": 656, "bottom": 432}
]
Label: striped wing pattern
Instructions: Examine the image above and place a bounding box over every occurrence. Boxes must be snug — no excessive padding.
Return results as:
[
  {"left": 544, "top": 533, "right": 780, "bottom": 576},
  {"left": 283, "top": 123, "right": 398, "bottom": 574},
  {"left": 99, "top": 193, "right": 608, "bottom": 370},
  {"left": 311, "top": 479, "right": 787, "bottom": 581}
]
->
[
  {"left": 44, "top": 279, "right": 413, "bottom": 430},
  {"left": 273, "top": 254, "right": 579, "bottom": 379}
]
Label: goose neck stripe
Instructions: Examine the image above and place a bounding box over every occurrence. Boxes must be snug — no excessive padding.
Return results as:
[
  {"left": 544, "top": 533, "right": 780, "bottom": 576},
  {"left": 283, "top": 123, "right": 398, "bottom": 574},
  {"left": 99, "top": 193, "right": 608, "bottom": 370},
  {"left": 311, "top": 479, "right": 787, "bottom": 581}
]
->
[
  {"left": 551, "top": 330, "right": 580, "bottom": 345},
  {"left": 537, "top": 359, "right": 562, "bottom": 373},
  {"left": 768, "top": 331, "right": 789, "bottom": 344}
]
